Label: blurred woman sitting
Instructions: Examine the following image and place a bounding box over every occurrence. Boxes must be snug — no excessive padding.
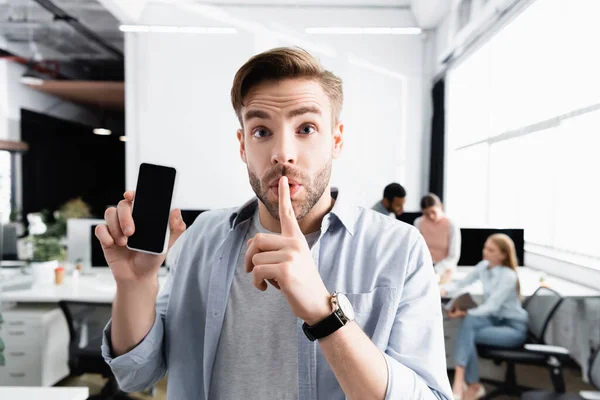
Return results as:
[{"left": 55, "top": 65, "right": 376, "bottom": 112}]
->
[{"left": 440, "top": 234, "right": 528, "bottom": 400}]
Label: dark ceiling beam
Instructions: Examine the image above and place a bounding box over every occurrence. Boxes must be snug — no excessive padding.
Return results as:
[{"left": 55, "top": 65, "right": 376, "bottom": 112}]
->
[
  {"left": 32, "top": 0, "right": 124, "bottom": 61},
  {"left": 0, "top": 140, "right": 29, "bottom": 152}
]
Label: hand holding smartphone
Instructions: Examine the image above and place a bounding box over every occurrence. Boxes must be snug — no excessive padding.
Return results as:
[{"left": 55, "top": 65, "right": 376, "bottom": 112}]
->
[{"left": 95, "top": 162, "right": 185, "bottom": 283}]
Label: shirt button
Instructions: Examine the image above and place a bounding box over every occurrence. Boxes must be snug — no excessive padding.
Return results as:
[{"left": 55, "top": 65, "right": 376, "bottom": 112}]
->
[{"left": 328, "top": 226, "right": 334, "bottom": 232}]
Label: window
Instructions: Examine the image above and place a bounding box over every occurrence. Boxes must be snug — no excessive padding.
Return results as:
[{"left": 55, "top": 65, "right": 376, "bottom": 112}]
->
[
  {"left": 0, "top": 150, "right": 10, "bottom": 223},
  {"left": 445, "top": 0, "right": 600, "bottom": 265}
]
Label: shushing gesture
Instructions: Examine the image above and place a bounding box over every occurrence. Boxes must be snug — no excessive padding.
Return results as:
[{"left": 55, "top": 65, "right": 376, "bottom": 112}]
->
[{"left": 245, "top": 176, "right": 332, "bottom": 326}]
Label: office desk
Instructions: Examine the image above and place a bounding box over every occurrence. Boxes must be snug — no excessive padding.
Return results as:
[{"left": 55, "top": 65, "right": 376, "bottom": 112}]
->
[
  {"left": 443, "top": 266, "right": 600, "bottom": 382},
  {"left": 0, "top": 387, "right": 89, "bottom": 400},
  {"left": 0, "top": 271, "right": 168, "bottom": 387},
  {"left": 0, "top": 271, "right": 169, "bottom": 303},
  {"left": 0, "top": 260, "right": 27, "bottom": 268},
  {"left": 447, "top": 266, "right": 600, "bottom": 299}
]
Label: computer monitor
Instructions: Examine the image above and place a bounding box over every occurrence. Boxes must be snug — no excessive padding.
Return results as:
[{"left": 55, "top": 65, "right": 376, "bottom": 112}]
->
[
  {"left": 458, "top": 228, "right": 525, "bottom": 266},
  {"left": 67, "top": 218, "right": 105, "bottom": 265},
  {"left": 180, "top": 209, "right": 208, "bottom": 228},
  {"left": 90, "top": 225, "right": 110, "bottom": 267},
  {"left": 397, "top": 212, "right": 422, "bottom": 226}
]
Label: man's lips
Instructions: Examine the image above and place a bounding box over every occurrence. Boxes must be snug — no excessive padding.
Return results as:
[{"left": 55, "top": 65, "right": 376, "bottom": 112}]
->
[
  {"left": 269, "top": 179, "right": 302, "bottom": 198},
  {"left": 268, "top": 176, "right": 300, "bottom": 187}
]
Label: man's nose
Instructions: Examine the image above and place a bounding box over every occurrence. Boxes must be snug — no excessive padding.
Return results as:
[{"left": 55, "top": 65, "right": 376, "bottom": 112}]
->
[{"left": 271, "top": 133, "right": 297, "bottom": 165}]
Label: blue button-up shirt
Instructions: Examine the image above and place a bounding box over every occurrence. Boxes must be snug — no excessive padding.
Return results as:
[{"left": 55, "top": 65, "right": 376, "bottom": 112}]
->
[{"left": 102, "top": 192, "right": 452, "bottom": 400}]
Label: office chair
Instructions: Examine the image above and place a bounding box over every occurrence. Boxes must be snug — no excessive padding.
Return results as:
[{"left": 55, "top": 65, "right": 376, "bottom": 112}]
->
[
  {"left": 59, "top": 301, "right": 132, "bottom": 399},
  {"left": 521, "top": 347, "right": 600, "bottom": 400},
  {"left": 477, "top": 287, "right": 570, "bottom": 399}
]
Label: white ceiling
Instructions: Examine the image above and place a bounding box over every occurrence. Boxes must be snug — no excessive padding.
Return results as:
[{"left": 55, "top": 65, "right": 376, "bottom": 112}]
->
[{"left": 187, "top": 0, "right": 411, "bottom": 5}]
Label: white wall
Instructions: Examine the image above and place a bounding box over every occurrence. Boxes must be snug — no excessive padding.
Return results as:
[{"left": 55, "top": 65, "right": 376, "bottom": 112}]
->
[
  {"left": 0, "top": 60, "right": 10, "bottom": 141},
  {"left": 125, "top": 4, "right": 433, "bottom": 212}
]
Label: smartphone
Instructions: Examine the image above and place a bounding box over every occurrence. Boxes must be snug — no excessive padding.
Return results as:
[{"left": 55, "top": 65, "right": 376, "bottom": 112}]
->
[{"left": 126, "top": 163, "right": 177, "bottom": 255}]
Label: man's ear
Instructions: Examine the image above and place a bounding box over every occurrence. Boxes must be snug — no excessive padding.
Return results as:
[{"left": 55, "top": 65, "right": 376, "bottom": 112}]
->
[
  {"left": 237, "top": 129, "right": 246, "bottom": 163},
  {"left": 332, "top": 122, "right": 344, "bottom": 159}
]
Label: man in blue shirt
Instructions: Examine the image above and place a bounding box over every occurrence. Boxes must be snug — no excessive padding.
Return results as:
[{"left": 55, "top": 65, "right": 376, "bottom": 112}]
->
[
  {"left": 372, "top": 182, "right": 407, "bottom": 218},
  {"left": 97, "top": 47, "right": 452, "bottom": 400}
]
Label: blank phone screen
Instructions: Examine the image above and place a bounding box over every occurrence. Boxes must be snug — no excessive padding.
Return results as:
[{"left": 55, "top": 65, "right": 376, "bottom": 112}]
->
[{"left": 128, "top": 163, "right": 176, "bottom": 253}]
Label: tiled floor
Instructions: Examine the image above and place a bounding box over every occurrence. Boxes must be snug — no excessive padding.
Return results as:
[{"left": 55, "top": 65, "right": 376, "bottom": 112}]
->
[{"left": 57, "top": 363, "right": 595, "bottom": 399}]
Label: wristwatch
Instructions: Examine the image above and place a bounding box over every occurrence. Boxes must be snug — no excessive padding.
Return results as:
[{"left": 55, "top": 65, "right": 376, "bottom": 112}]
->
[{"left": 302, "top": 292, "right": 355, "bottom": 342}]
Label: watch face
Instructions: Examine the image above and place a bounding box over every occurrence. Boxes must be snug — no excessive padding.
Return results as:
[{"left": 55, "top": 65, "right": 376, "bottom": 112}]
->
[{"left": 337, "top": 293, "right": 355, "bottom": 321}]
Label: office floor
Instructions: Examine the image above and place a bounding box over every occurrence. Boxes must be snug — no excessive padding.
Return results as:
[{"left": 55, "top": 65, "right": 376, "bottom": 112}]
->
[{"left": 56, "top": 363, "right": 595, "bottom": 399}]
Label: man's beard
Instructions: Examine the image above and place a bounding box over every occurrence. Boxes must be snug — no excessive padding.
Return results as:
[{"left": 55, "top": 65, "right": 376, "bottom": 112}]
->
[{"left": 248, "top": 161, "right": 332, "bottom": 222}]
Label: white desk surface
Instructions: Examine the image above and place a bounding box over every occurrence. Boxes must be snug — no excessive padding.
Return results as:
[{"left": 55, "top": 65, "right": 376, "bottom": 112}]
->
[
  {"left": 1, "top": 266, "right": 598, "bottom": 304},
  {"left": 0, "top": 271, "right": 168, "bottom": 303},
  {"left": 0, "top": 387, "right": 89, "bottom": 400},
  {"left": 0, "top": 260, "right": 28, "bottom": 268},
  {"left": 448, "top": 266, "right": 600, "bottom": 299}
]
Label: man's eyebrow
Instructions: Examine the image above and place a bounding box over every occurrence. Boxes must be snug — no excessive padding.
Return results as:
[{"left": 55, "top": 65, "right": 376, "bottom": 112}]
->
[
  {"left": 243, "top": 109, "right": 270, "bottom": 121},
  {"left": 287, "top": 106, "right": 322, "bottom": 118}
]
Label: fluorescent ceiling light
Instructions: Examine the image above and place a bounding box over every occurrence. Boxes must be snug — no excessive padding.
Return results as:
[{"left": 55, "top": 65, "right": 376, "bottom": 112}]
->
[
  {"left": 93, "top": 128, "right": 112, "bottom": 136},
  {"left": 305, "top": 27, "right": 422, "bottom": 35},
  {"left": 21, "top": 76, "right": 44, "bottom": 86},
  {"left": 119, "top": 136, "right": 128, "bottom": 142},
  {"left": 119, "top": 25, "right": 237, "bottom": 34}
]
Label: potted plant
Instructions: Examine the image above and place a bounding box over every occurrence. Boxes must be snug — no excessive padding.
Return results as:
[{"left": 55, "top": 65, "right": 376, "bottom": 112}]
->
[
  {"left": 24, "top": 211, "right": 67, "bottom": 284},
  {"left": 28, "top": 235, "right": 66, "bottom": 283},
  {"left": 45, "top": 197, "right": 92, "bottom": 238}
]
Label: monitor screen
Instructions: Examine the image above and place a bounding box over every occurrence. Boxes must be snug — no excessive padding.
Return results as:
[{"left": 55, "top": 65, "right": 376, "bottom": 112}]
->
[
  {"left": 180, "top": 209, "right": 208, "bottom": 228},
  {"left": 91, "top": 225, "right": 110, "bottom": 267},
  {"left": 458, "top": 228, "right": 525, "bottom": 266},
  {"left": 397, "top": 212, "right": 422, "bottom": 226}
]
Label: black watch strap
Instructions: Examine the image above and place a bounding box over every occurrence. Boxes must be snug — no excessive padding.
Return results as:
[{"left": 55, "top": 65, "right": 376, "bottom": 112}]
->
[{"left": 302, "top": 309, "right": 346, "bottom": 342}]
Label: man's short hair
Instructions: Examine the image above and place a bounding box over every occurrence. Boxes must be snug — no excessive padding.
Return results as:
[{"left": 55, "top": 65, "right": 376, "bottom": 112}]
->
[
  {"left": 230, "top": 47, "right": 343, "bottom": 125},
  {"left": 383, "top": 183, "right": 406, "bottom": 202}
]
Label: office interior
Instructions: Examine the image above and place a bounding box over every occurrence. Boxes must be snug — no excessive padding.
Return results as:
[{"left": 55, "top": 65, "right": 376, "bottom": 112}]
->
[{"left": 0, "top": 0, "right": 599, "bottom": 399}]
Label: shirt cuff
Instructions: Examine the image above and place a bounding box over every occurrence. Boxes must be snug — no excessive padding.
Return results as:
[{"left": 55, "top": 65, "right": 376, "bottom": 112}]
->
[
  {"left": 383, "top": 353, "right": 441, "bottom": 400},
  {"left": 101, "top": 311, "right": 164, "bottom": 369}
]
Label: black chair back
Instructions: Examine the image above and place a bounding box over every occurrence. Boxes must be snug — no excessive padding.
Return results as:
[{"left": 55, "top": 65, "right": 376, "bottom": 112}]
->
[
  {"left": 522, "top": 287, "right": 563, "bottom": 343},
  {"left": 589, "top": 348, "right": 600, "bottom": 389},
  {"left": 1, "top": 224, "right": 19, "bottom": 261},
  {"left": 59, "top": 301, "right": 113, "bottom": 375}
]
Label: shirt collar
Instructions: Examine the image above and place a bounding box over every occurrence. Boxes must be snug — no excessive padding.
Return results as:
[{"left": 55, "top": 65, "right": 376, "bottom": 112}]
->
[{"left": 228, "top": 188, "right": 357, "bottom": 235}]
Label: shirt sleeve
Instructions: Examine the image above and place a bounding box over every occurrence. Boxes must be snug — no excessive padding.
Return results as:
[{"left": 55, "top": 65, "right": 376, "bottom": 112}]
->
[
  {"left": 100, "top": 272, "right": 173, "bottom": 392},
  {"left": 383, "top": 235, "right": 453, "bottom": 400},
  {"left": 413, "top": 216, "right": 422, "bottom": 230},
  {"left": 434, "top": 220, "right": 461, "bottom": 274},
  {"left": 443, "top": 261, "right": 484, "bottom": 295}
]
